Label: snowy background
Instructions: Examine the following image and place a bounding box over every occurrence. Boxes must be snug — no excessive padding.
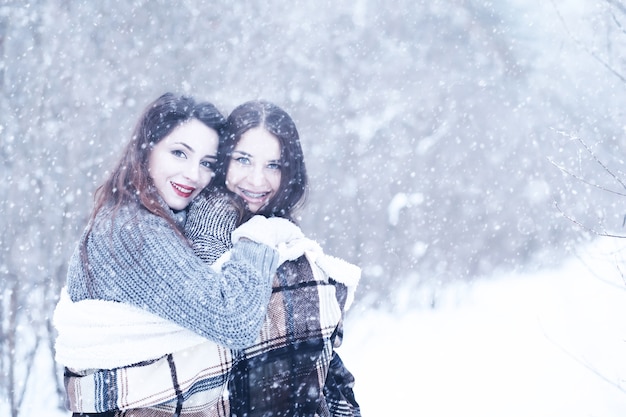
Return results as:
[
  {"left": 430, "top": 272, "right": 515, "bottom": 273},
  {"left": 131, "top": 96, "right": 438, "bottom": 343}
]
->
[
  {"left": 343, "top": 237, "right": 626, "bottom": 416},
  {"left": 2, "top": 0, "right": 626, "bottom": 415}
]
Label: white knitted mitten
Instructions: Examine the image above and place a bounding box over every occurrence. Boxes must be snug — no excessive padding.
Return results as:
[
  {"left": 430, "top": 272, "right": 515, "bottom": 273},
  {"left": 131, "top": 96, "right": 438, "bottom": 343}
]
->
[
  {"left": 231, "top": 216, "right": 304, "bottom": 248},
  {"left": 276, "top": 237, "right": 323, "bottom": 265}
]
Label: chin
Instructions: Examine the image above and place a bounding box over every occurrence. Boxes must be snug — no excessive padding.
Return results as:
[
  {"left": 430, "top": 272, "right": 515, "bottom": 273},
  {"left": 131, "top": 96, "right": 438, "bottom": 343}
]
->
[{"left": 168, "top": 199, "right": 189, "bottom": 211}]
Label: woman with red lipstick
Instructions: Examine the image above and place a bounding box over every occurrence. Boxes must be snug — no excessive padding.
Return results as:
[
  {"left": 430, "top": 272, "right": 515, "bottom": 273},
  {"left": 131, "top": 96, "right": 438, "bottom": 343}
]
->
[{"left": 54, "top": 94, "right": 310, "bottom": 417}]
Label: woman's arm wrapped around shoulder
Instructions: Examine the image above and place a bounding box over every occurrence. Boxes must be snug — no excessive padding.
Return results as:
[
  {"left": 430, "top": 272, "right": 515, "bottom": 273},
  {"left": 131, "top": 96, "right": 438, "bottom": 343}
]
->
[{"left": 65, "top": 205, "right": 279, "bottom": 349}]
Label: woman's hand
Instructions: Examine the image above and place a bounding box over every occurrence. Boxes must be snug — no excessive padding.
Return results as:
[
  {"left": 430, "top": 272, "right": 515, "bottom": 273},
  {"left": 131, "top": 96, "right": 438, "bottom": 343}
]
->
[
  {"left": 276, "top": 237, "right": 323, "bottom": 264},
  {"left": 231, "top": 215, "right": 304, "bottom": 248}
]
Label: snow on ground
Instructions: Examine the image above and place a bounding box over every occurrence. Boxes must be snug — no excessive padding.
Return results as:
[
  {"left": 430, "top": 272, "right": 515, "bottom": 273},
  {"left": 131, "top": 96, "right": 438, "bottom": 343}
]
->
[
  {"left": 15, "top": 237, "right": 626, "bottom": 416},
  {"left": 340, "top": 237, "right": 626, "bottom": 416}
]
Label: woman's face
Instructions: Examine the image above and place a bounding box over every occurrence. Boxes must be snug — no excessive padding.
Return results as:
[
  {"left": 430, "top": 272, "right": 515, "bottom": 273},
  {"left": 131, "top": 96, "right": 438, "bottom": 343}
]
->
[
  {"left": 148, "top": 119, "right": 218, "bottom": 211},
  {"left": 226, "top": 127, "right": 282, "bottom": 213}
]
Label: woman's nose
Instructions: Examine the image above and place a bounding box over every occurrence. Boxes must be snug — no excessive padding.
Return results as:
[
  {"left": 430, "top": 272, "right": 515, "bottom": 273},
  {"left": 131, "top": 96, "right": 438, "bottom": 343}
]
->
[
  {"left": 248, "top": 166, "right": 267, "bottom": 186},
  {"left": 184, "top": 164, "right": 200, "bottom": 183}
]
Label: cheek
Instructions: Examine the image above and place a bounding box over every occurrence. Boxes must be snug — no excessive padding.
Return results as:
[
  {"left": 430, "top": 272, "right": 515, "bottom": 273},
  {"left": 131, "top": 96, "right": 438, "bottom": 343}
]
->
[
  {"left": 225, "top": 165, "right": 244, "bottom": 189},
  {"left": 225, "top": 170, "right": 237, "bottom": 191},
  {"left": 199, "top": 171, "right": 214, "bottom": 188},
  {"left": 271, "top": 173, "right": 282, "bottom": 192},
  {"left": 147, "top": 152, "right": 165, "bottom": 182}
]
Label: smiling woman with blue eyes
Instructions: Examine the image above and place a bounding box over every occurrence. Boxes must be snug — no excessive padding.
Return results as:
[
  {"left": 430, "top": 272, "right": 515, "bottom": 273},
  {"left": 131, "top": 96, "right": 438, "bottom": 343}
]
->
[
  {"left": 187, "top": 100, "right": 362, "bottom": 417},
  {"left": 225, "top": 126, "right": 283, "bottom": 213},
  {"left": 211, "top": 100, "right": 310, "bottom": 223}
]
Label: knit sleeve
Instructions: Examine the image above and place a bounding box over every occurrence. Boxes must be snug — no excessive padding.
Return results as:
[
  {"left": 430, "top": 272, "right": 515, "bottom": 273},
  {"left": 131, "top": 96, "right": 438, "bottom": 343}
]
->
[
  {"left": 66, "top": 206, "right": 278, "bottom": 349},
  {"left": 185, "top": 192, "right": 238, "bottom": 264}
]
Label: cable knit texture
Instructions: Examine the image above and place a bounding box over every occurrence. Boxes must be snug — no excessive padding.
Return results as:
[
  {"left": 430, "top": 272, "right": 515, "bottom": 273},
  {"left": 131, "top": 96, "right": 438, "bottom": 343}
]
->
[
  {"left": 186, "top": 190, "right": 239, "bottom": 265},
  {"left": 65, "top": 202, "right": 278, "bottom": 348}
]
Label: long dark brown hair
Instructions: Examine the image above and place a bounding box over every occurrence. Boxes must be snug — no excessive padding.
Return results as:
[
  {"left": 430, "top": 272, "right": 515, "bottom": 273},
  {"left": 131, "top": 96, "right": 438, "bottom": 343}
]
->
[
  {"left": 80, "top": 93, "right": 225, "bottom": 285},
  {"left": 212, "top": 100, "right": 308, "bottom": 224}
]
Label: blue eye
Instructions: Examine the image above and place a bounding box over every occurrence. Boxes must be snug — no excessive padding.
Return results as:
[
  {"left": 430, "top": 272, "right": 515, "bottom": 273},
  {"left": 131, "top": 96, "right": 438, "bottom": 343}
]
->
[
  {"left": 201, "top": 160, "right": 215, "bottom": 170},
  {"left": 267, "top": 162, "right": 281, "bottom": 170},
  {"left": 172, "top": 149, "right": 187, "bottom": 159},
  {"left": 234, "top": 156, "right": 251, "bottom": 165}
]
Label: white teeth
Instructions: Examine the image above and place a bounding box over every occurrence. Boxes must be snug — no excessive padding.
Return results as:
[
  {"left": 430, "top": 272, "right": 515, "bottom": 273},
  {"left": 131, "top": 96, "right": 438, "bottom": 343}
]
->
[
  {"left": 172, "top": 183, "right": 192, "bottom": 195},
  {"left": 242, "top": 190, "right": 268, "bottom": 199}
]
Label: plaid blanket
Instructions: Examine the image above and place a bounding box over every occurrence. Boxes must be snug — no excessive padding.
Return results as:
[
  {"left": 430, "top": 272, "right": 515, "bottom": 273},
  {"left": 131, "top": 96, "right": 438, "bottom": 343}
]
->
[
  {"left": 64, "top": 340, "right": 232, "bottom": 415},
  {"left": 225, "top": 254, "right": 361, "bottom": 417},
  {"left": 63, "top": 253, "right": 360, "bottom": 416}
]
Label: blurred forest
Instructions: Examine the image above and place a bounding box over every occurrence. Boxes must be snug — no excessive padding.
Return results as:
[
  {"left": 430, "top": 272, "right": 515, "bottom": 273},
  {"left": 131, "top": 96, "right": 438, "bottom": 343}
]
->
[{"left": 1, "top": 0, "right": 626, "bottom": 414}]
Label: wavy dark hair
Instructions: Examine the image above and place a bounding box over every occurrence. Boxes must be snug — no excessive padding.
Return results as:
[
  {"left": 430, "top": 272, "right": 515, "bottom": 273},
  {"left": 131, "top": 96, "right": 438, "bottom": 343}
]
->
[
  {"left": 212, "top": 100, "right": 308, "bottom": 224},
  {"left": 90, "top": 93, "right": 225, "bottom": 226},
  {"left": 80, "top": 93, "right": 225, "bottom": 285}
]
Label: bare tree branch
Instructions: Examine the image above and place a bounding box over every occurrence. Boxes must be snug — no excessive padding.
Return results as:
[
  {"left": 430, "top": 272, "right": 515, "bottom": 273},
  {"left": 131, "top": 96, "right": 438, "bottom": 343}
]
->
[
  {"left": 605, "top": 0, "right": 626, "bottom": 17},
  {"left": 15, "top": 336, "right": 41, "bottom": 414},
  {"left": 550, "top": 129, "right": 626, "bottom": 194},
  {"left": 548, "top": 157, "right": 626, "bottom": 197},
  {"left": 609, "top": 9, "right": 626, "bottom": 36},
  {"left": 541, "top": 321, "right": 626, "bottom": 395},
  {"left": 550, "top": 0, "right": 626, "bottom": 84},
  {"left": 554, "top": 202, "right": 626, "bottom": 239},
  {"left": 570, "top": 244, "right": 626, "bottom": 290}
]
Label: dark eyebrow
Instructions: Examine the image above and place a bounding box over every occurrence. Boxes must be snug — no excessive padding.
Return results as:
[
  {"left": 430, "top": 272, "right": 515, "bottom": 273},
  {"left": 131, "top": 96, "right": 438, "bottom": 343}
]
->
[
  {"left": 232, "top": 150, "right": 279, "bottom": 161},
  {"left": 176, "top": 142, "right": 216, "bottom": 160},
  {"left": 175, "top": 142, "right": 194, "bottom": 152}
]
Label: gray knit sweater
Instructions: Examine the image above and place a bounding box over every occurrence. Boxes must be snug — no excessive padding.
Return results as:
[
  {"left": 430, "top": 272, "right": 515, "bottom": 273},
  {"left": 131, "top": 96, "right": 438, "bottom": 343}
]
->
[{"left": 65, "top": 202, "right": 278, "bottom": 349}]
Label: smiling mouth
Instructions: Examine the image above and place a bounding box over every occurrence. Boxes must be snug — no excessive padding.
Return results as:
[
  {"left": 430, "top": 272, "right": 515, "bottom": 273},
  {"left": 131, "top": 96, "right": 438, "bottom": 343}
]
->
[
  {"left": 171, "top": 182, "right": 195, "bottom": 197},
  {"left": 241, "top": 189, "right": 270, "bottom": 199}
]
